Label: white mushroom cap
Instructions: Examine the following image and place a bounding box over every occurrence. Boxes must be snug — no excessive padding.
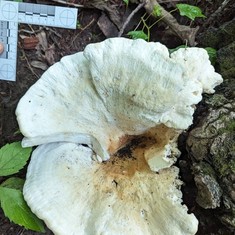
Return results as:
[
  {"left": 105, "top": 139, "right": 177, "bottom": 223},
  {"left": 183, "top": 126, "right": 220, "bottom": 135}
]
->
[
  {"left": 170, "top": 47, "right": 223, "bottom": 94},
  {"left": 16, "top": 38, "right": 222, "bottom": 168},
  {"left": 23, "top": 142, "right": 198, "bottom": 235},
  {"left": 16, "top": 52, "right": 118, "bottom": 160},
  {"left": 18, "top": 39, "right": 224, "bottom": 234},
  {"left": 83, "top": 38, "right": 202, "bottom": 131}
]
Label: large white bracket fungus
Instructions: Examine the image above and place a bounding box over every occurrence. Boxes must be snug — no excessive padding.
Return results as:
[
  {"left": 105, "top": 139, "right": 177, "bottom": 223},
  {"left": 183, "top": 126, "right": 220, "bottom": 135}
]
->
[
  {"left": 16, "top": 38, "right": 222, "bottom": 235},
  {"left": 24, "top": 142, "right": 198, "bottom": 235},
  {"left": 16, "top": 38, "right": 222, "bottom": 169}
]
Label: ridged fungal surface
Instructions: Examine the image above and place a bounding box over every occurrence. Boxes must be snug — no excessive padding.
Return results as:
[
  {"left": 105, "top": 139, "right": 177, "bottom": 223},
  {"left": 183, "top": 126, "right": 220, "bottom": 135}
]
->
[{"left": 16, "top": 38, "right": 223, "bottom": 235}]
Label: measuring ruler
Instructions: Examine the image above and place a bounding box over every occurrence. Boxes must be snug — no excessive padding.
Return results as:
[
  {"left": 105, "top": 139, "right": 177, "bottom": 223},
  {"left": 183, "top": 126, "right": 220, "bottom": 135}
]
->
[{"left": 0, "top": 0, "right": 78, "bottom": 81}]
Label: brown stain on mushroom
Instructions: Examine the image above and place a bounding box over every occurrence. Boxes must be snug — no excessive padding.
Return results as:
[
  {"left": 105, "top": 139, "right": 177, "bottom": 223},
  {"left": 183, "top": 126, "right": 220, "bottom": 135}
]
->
[
  {"left": 101, "top": 124, "right": 178, "bottom": 178},
  {"left": 107, "top": 135, "right": 134, "bottom": 155},
  {"left": 93, "top": 124, "right": 179, "bottom": 202}
]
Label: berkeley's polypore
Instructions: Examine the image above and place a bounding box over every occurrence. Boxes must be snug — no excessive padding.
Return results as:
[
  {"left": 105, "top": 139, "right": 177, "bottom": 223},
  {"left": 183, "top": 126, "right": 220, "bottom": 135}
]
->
[
  {"left": 24, "top": 142, "right": 197, "bottom": 235},
  {"left": 16, "top": 38, "right": 222, "bottom": 235},
  {"left": 16, "top": 38, "right": 222, "bottom": 170}
]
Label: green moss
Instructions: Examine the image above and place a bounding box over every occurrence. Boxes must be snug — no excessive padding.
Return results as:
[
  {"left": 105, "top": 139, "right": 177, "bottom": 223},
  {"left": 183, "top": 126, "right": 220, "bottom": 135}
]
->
[
  {"left": 221, "top": 68, "right": 235, "bottom": 80},
  {"left": 221, "top": 19, "right": 235, "bottom": 39},
  {"left": 213, "top": 135, "right": 235, "bottom": 177},
  {"left": 197, "top": 28, "right": 222, "bottom": 48},
  {"left": 206, "top": 94, "right": 228, "bottom": 107},
  {"left": 218, "top": 119, "right": 235, "bottom": 135},
  {"left": 198, "top": 162, "right": 217, "bottom": 177},
  {"left": 226, "top": 121, "right": 235, "bottom": 133},
  {"left": 214, "top": 157, "right": 233, "bottom": 176},
  {"left": 217, "top": 41, "right": 235, "bottom": 78},
  {"left": 221, "top": 215, "right": 235, "bottom": 228},
  {"left": 198, "top": 19, "right": 235, "bottom": 49}
]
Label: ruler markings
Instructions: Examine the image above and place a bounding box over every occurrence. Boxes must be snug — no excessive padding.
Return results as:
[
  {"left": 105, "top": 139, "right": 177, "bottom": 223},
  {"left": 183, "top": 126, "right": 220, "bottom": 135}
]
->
[{"left": 0, "top": 0, "right": 78, "bottom": 81}]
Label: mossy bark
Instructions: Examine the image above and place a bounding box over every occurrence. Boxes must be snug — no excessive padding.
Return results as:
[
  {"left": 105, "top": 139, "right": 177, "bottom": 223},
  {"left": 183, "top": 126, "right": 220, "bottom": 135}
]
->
[
  {"left": 187, "top": 18, "right": 235, "bottom": 231},
  {"left": 187, "top": 94, "right": 235, "bottom": 229}
]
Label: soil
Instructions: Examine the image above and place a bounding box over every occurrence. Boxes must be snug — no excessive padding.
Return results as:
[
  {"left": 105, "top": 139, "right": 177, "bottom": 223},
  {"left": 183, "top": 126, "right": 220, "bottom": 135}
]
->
[{"left": 0, "top": 0, "right": 234, "bottom": 234}]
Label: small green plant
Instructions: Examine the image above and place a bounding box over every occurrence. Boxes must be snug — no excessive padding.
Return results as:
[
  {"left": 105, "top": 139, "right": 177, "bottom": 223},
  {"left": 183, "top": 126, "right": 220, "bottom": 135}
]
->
[
  {"left": 176, "top": 3, "right": 205, "bottom": 21},
  {"left": 168, "top": 45, "right": 188, "bottom": 54},
  {"left": 127, "top": 30, "right": 148, "bottom": 40},
  {"left": 0, "top": 142, "right": 45, "bottom": 232},
  {"left": 152, "top": 5, "right": 162, "bottom": 18},
  {"left": 127, "top": 6, "right": 164, "bottom": 42},
  {"left": 76, "top": 21, "right": 82, "bottom": 29},
  {"left": 204, "top": 47, "right": 217, "bottom": 66},
  {"left": 123, "top": 0, "right": 129, "bottom": 5},
  {"left": 128, "top": 3, "right": 205, "bottom": 41}
]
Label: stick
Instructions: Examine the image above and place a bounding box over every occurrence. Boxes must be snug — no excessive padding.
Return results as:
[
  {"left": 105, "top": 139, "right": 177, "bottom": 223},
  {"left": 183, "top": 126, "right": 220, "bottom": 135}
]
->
[
  {"left": 51, "top": 0, "right": 84, "bottom": 8},
  {"left": 118, "top": 1, "right": 146, "bottom": 37},
  {"left": 144, "top": 0, "right": 199, "bottom": 46},
  {"left": 202, "top": 0, "right": 231, "bottom": 28}
]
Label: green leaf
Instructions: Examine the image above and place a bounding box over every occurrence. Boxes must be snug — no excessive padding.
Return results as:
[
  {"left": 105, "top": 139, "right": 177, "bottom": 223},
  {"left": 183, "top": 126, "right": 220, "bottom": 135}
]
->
[
  {"left": 0, "top": 186, "right": 45, "bottom": 232},
  {"left": 76, "top": 21, "right": 81, "bottom": 29},
  {"left": 123, "top": 0, "right": 129, "bottom": 5},
  {"left": 1, "top": 177, "right": 25, "bottom": 190},
  {"left": 127, "top": 30, "right": 148, "bottom": 40},
  {"left": 176, "top": 4, "right": 206, "bottom": 21},
  {"left": 152, "top": 5, "right": 162, "bottom": 17},
  {"left": 169, "top": 45, "right": 188, "bottom": 54},
  {"left": 0, "top": 142, "right": 32, "bottom": 176},
  {"left": 204, "top": 47, "right": 217, "bottom": 65}
]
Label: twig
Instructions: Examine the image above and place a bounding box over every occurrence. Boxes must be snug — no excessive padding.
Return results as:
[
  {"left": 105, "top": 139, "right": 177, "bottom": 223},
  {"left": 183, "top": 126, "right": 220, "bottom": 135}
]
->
[
  {"left": 141, "top": 15, "right": 150, "bottom": 40},
  {"left": 16, "top": 228, "right": 25, "bottom": 235},
  {"left": 51, "top": 0, "right": 84, "bottom": 8},
  {"left": 70, "top": 18, "right": 95, "bottom": 48},
  {"left": 144, "top": 0, "right": 199, "bottom": 46},
  {"left": 20, "top": 49, "right": 40, "bottom": 79},
  {"left": 134, "top": 12, "right": 147, "bottom": 31},
  {"left": 149, "top": 8, "right": 177, "bottom": 29},
  {"left": 19, "top": 28, "right": 42, "bottom": 34},
  {"left": 28, "top": 24, "right": 36, "bottom": 35},
  {"left": 158, "top": 0, "right": 187, "bottom": 1},
  {"left": 45, "top": 27, "right": 63, "bottom": 38},
  {"left": 118, "top": 1, "right": 146, "bottom": 37},
  {"left": 202, "top": 0, "right": 231, "bottom": 29}
]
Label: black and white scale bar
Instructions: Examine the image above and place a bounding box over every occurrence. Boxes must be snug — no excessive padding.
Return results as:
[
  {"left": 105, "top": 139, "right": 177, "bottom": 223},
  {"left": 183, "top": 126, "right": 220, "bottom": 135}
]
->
[
  {"left": 0, "top": 1, "right": 78, "bottom": 29},
  {"left": 0, "top": 21, "right": 18, "bottom": 81},
  {"left": 0, "top": 0, "right": 78, "bottom": 81}
]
